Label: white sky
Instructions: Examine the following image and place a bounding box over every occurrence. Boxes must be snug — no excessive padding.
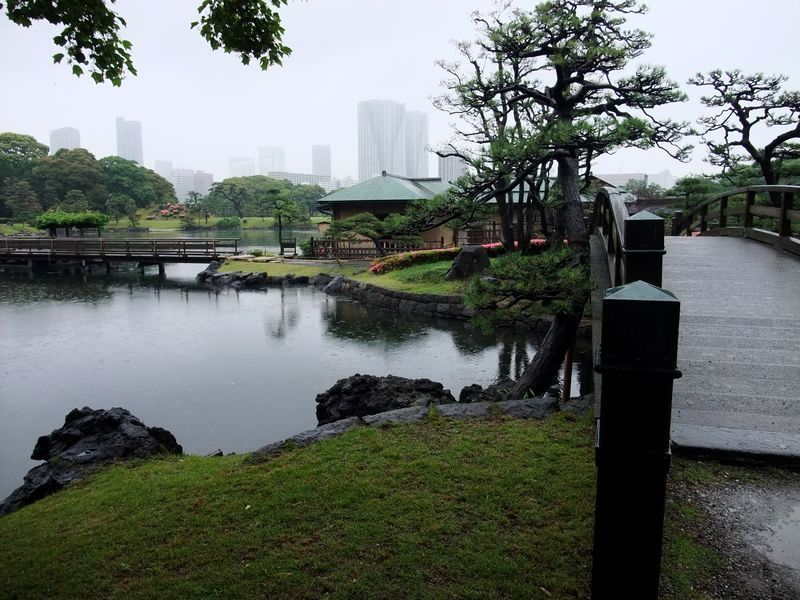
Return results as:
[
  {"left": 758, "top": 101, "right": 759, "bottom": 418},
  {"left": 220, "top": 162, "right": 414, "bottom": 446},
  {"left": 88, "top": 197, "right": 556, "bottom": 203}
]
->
[{"left": 1, "top": 0, "right": 798, "bottom": 182}]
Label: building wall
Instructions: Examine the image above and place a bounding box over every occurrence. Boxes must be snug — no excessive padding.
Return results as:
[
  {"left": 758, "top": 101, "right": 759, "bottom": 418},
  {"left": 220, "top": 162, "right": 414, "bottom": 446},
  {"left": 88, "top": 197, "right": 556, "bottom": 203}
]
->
[
  {"left": 115, "top": 117, "right": 143, "bottom": 165},
  {"left": 49, "top": 127, "right": 80, "bottom": 154},
  {"left": 438, "top": 155, "right": 468, "bottom": 184},
  {"left": 229, "top": 157, "right": 255, "bottom": 177},
  {"left": 312, "top": 145, "right": 331, "bottom": 177},
  {"left": 358, "top": 99, "right": 406, "bottom": 181},
  {"left": 404, "top": 111, "right": 429, "bottom": 178},
  {"left": 258, "top": 147, "right": 285, "bottom": 174}
]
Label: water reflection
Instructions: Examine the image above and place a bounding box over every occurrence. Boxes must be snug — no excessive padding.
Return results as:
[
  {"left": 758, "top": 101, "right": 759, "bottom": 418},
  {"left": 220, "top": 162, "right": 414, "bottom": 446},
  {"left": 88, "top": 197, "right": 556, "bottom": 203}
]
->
[{"left": 0, "top": 269, "right": 592, "bottom": 500}]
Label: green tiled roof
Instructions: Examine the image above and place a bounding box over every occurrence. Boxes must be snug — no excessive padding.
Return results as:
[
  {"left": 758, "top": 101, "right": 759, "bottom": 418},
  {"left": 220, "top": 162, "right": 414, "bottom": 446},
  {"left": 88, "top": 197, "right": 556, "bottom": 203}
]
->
[{"left": 321, "top": 172, "right": 450, "bottom": 203}]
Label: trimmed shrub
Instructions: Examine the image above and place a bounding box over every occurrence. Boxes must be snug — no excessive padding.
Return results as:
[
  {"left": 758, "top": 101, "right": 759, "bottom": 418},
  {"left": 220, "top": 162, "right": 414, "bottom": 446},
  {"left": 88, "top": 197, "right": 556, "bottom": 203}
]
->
[
  {"left": 369, "top": 247, "right": 461, "bottom": 274},
  {"left": 216, "top": 216, "right": 241, "bottom": 229}
]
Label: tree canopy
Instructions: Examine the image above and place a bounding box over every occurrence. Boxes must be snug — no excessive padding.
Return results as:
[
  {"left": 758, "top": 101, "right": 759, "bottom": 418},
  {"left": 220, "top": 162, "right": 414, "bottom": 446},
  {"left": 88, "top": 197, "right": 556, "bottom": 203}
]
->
[
  {"left": 690, "top": 70, "right": 800, "bottom": 197},
  {"left": 2, "top": 0, "right": 293, "bottom": 85}
]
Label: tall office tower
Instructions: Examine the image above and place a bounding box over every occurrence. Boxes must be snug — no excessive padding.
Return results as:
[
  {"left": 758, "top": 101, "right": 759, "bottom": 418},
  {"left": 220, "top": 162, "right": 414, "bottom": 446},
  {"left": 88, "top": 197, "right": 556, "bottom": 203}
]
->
[
  {"left": 193, "top": 171, "right": 214, "bottom": 196},
  {"left": 438, "top": 155, "right": 469, "bottom": 184},
  {"left": 404, "top": 111, "right": 429, "bottom": 178},
  {"left": 258, "top": 146, "right": 286, "bottom": 174},
  {"left": 229, "top": 157, "right": 255, "bottom": 177},
  {"left": 358, "top": 99, "right": 406, "bottom": 181},
  {"left": 171, "top": 169, "right": 196, "bottom": 201},
  {"left": 115, "top": 117, "right": 143, "bottom": 164},
  {"left": 312, "top": 145, "right": 331, "bottom": 177},
  {"left": 154, "top": 160, "right": 173, "bottom": 179},
  {"left": 49, "top": 127, "right": 80, "bottom": 154}
]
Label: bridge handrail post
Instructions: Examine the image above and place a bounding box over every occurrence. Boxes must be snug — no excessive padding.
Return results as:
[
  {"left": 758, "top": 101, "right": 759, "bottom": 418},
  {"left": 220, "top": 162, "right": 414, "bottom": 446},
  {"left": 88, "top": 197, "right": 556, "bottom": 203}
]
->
[
  {"left": 591, "top": 281, "right": 681, "bottom": 599},
  {"left": 779, "top": 191, "right": 793, "bottom": 238},
  {"left": 719, "top": 195, "right": 728, "bottom": 229},
  {"left": 699, "top": 204, "right": 708, "bottom": 233},
  {"left": 744, "top": 190, "right": 755, "bottom": 229},
  {"left": 623, "top": 211, "right": 665, "bottom": 287},
  {"left": 671, "top": 210, "right": 683, "bottom": 236}
]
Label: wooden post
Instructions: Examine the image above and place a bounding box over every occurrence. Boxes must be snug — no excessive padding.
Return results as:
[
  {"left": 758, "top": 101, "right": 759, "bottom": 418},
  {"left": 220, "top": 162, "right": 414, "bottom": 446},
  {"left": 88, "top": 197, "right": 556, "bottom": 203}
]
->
[
  {"left": 744, "top": 190, "right": 755, "bottom": 229},
  {"left": 561, "top": 344, "right": 574, "bottom": 403},
  {"left": 623, "top": 211, "right": 665, "bottom": 287},
  {"left": 719, "top": 195, "right": 728, "bottom": 229},
  {"left": 699, "top": 204, "right": 708, "bottom": 233},
  {"left": 592, "top": 281, "right": 681, "bottom": 600},
  {"left": 671, "top": 210, "right": 683, "bottom": 236},
  {"left": 779, "top": 191, "right": 793, "bottom": 238}
]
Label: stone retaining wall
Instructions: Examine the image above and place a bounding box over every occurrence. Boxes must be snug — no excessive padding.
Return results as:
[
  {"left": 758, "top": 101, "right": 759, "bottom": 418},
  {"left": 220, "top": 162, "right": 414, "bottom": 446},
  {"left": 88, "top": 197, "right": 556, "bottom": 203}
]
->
[{"left": 323, "top": 276, "right": 474, "bottom": 320}]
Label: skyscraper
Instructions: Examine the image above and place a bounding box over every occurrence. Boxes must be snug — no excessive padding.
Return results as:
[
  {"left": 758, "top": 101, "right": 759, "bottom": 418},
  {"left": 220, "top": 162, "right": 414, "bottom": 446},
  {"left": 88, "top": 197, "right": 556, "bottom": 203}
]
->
[
  {"left": 115, "top": 117, "right": 143, "bottom": 164},
  {"left": 312, "top": 145, "right": 331, "bottom": 177},
  {"left": 229, "top": 157, "right": 255, "bottom": 177},
  {"left": 49, "top": 127, "right": 80, "bottom": 154},
  {"left": 258, "top": 147, "right": 285, "bottom": 174},
  {"left": 438, "top": 155, "right": 469, "bottom": 184},
  {"left": 358, "top": 99, "right": 406, "bottom": 181},
  {"left": 404, "top": 111, "right": 429, "bottom": 178}
]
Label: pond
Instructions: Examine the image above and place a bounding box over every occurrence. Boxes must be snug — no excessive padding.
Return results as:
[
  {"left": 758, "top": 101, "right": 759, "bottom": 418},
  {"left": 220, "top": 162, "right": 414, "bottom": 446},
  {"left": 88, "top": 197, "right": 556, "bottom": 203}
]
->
[{"left": 0, "top": 263, "right": 592, "bottom": 499}]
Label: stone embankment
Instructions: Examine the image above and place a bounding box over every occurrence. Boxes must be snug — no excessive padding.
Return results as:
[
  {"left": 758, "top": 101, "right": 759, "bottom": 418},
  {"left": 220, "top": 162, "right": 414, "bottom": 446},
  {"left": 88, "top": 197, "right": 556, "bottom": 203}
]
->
[
  {"left": 196, "top": 261, "right": 333, "bottom": 289},
  {"left": 323, "top": 276, "right": 473, "bottom": 320}
]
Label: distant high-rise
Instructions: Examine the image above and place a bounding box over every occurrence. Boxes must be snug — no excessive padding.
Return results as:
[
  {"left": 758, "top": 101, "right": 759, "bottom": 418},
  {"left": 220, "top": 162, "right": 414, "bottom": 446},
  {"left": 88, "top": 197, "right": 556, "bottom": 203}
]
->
[
  {"left": 154, "top": 160, "right": 173, "bottom": 179},
  {"left": 358, "top": 99, "right": 406, "bottom": 181},
  {"left": 258, "top": 147, "right": 285, "bottom": 174},
  {"left": 404, "top": 111, "right": 429, "bottom": 178},
  {"left": 193, "top": 171, "right": 213, "bottom": 196},
  {"left": 49, "top": 127, "right": 80, "bottom": 154},
  {"left": 312, "top": 145, "right": 331, "bottom": 177},
  {"left": 229, "top": 157, "right": 255, "bottom": 177},
  {"left": 171, "top": 169, "right": 196, "bottom": 202},
  {"left": 115, "top": 117, "right": 143, "bottom": 165},
  {"left": 438, "top": 155, "right": 469, "bottom": 184}
]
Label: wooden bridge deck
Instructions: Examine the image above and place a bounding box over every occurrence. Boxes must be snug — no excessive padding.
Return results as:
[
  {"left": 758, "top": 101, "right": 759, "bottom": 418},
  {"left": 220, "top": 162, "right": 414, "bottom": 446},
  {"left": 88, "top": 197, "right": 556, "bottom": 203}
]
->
[{"left": 663, "top": 237, "right": 800, "bottom": 459}]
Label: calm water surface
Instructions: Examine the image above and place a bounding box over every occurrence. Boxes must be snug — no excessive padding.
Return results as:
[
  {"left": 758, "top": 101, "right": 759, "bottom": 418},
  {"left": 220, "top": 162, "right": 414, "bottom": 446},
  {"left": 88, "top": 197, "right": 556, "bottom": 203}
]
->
[{"left": 0, "top": 262, "right": 591, "bottom": 498}]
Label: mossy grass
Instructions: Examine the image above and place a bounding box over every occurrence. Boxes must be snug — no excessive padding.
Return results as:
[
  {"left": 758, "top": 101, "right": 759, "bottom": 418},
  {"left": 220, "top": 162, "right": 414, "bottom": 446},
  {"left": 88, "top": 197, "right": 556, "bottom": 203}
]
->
[
  {"left": 352, "top": 260, "right": 467, "bottom": 295},
  {"left": 0, "top": 415, "right": 596, "bottom": 598},
  {"left": 218, "top": 261, "right": 363, "bottom": 278}
]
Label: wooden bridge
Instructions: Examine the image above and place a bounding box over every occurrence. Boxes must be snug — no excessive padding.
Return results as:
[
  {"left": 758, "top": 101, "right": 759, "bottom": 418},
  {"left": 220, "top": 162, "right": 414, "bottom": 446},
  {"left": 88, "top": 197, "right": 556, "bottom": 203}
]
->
[
  {"left": 592, "top": 185, "right": 800, "bottom": 461},
  {"left": 0, "top": 237, "right": 240, "bottom": 274}
]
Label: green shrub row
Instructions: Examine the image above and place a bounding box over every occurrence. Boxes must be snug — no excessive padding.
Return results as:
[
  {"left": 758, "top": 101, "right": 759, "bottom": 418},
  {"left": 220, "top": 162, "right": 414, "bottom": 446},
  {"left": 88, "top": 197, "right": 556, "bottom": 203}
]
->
[{"left": 369, "top": 247, "right": 462, "bottom": 274}]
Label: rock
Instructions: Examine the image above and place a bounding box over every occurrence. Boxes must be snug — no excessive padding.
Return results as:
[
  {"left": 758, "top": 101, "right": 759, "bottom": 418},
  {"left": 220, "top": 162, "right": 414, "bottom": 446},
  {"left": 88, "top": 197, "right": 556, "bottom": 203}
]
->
[
  {"left": 362, "top": 406, "right": 430, "bottom": 426},
  {"left": 315, "top": 373, "right": 455, "bottom": 425},
  {"left": 311, "top": 273, "right": 333, "bottom": 288},
  {"left": 210, "top": 272, "right": 237, "bottom": 286},
  {"left": 196, "top": 260, "right": 222, "bottom": 282},
  {"left": 249, "top": 417, "right": 363, "bottom": 460},
  {"left": 323, "top": 275, "right": 347, "bottom": 294},
  {"left": 444, "top": 246, "right": 490, "bottom": 280},
  {"left": 243, "top": 272, "right": 269, "bottom": 288},
  {"left": 289, "top": 275, "right": 310, "bottom": 285},
  {"left": 458, "top": 383, "right": 505, "bottom": 404},
  {"left": 0, "top": 407, "right": 182, "bottom": 516},
  {"left": 496, "top": 397, "right": 558, "bottom": 419},
  {"left": 559, "top": 393, "right": 595, "bottom": 416},
  {"left": 436, "top": 402, "right": 493, "bottom": 420}
]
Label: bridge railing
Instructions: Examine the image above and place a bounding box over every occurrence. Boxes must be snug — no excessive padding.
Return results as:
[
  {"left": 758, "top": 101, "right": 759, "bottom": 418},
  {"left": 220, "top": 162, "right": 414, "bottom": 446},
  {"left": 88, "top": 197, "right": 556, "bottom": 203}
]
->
[
  {"left": 0, "top": 237, "right": 240, "bottom": 258},
  {"left": 671, "top": 185, "right": 800, "bottom": 256}
]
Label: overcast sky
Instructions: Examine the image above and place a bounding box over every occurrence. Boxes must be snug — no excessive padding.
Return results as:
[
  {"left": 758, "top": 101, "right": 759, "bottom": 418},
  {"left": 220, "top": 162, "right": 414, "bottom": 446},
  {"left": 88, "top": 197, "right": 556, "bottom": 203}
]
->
[{"left": 1, "top": 0, "right": 798, "bottom": 183}]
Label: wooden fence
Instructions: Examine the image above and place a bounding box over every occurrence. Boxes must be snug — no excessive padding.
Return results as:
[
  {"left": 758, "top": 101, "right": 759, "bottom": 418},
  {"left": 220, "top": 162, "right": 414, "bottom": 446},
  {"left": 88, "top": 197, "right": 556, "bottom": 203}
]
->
[{"left": 308, "top": 238, "right": 445, "bottom": 259}]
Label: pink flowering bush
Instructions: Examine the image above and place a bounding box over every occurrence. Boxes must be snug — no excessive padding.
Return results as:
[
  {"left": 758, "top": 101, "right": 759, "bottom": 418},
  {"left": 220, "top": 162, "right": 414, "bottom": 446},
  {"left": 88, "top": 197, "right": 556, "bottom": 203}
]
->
[{"left": 369, "top": 247, "right": 461, "bottom": 274}]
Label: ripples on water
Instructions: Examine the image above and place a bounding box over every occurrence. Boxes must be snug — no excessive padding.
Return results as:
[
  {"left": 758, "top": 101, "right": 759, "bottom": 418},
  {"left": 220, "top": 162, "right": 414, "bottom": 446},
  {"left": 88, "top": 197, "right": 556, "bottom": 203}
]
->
[{"left": 0, "top": 263, "right": 591, "bottom": 498}]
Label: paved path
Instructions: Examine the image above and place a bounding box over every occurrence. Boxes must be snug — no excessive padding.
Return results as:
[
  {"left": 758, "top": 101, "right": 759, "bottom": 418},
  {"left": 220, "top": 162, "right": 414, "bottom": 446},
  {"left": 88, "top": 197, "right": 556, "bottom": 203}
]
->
[{"left": 663, "top": 236, "right": 800, "bottom": 460}]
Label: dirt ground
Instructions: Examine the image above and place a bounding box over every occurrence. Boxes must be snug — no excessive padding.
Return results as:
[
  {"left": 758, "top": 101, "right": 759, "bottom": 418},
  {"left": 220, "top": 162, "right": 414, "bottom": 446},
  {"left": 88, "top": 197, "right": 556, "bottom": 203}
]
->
[{"left": 666, "top": 465, "right": 800, "bottom": 599}]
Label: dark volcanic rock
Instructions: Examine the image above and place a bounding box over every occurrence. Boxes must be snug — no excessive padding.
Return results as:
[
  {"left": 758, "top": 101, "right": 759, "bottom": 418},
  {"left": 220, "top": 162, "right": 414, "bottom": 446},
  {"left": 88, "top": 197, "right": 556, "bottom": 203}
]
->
[
  {"left": 196, "top": 260, "right": 222, "bottom": 282},
  {"left": 458, "top": 383, "right": 506, "bottom": 404},
  {"left": 316, "top": 374, "right": 455, "bottom": 425},
  {"left": 444, "top": 246, "right": 490, "bottom": 280},
  {"left": 0, "top": 407, "right": 182, "bottom": 516}
]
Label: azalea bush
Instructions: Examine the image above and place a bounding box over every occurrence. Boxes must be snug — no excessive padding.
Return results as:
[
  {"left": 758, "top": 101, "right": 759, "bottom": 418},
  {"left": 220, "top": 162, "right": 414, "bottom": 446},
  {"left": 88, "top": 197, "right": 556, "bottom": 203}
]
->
[{"left": 369, "top": 247, "right": 461, "bottom": 274}]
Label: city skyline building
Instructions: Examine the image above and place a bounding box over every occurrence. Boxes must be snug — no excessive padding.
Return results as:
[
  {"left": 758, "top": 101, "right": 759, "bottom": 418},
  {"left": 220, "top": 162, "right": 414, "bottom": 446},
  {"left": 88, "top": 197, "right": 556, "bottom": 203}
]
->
[
  {"left": 404, "top": 110, "right": 429, "bottom": 178},
  {"left": 229, "top": 157, "right": 255, "bottom": 177},
  {"left": 193, "top": 171, "right": 213, "bottom": 197},
  {"left": 438, "top": 155, "right": 469, "bottom": 184},
  {"left": 268, "top": 171, "right": 334, "bottom": 193},
  {"left": 154, "top": 160, "right": 173, "bottom": 179},
  {"left": 115, "top": 116, "right": 143, "bottom": 165},
  {"left": 154, "top": 160, "right": 215, "bottom": 201},
  {"left": 49, "top": 127, "right": 80, "bottom": 154},
  {"left": 358, "top": 99, "right": 406, "bottom": 181},
  {"left": 312, "top": 145, "right": 331, "bottom": 177},
  {"left": 258, "top": 146, "right": 286, "bottom": 175}
]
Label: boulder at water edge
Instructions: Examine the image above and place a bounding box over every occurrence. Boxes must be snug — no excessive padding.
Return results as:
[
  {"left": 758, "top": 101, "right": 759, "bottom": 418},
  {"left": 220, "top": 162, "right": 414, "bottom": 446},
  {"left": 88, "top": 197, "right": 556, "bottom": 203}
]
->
[
  {"left": 0, "top": 407, "right": 182, "bottom": 516},
  {"left": 444, "top": 246, "right": 490, "bottom": 280},
  {"left": 316, "top": 374, "right": 456, "bottom": 425}
]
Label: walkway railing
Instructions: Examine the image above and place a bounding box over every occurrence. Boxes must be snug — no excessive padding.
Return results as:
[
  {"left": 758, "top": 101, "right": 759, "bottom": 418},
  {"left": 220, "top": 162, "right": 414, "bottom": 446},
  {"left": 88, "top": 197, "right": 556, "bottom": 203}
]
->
[
  {"left": 308, "top": 238, "right": 445, "bottom": 259},
  {"left": 671, "top": 185, "right": 800, "bottom": 256},
  {"left": 0, "top": 237, "right": 240, "bottom": 259}
]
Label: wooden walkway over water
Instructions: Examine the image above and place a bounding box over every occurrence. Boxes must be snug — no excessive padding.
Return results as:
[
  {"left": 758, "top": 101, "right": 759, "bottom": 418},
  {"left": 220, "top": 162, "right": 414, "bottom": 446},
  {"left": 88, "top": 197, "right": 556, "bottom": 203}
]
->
[
  {"left": 0, "top": 237, "right": 240, "bottom": 273},
  {"left": 665, "top": 236, "right": 800, "bottom": 458}
]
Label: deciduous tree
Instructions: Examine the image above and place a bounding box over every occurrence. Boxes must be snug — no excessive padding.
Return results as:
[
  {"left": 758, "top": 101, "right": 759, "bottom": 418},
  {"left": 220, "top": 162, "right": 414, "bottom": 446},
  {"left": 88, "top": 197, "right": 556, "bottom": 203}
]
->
[
  {"left": 2, "top": 177, "right": 42, "bottom": 223},
  {"left": 3, "top": 0, "right": 293, "bottom": 85}
]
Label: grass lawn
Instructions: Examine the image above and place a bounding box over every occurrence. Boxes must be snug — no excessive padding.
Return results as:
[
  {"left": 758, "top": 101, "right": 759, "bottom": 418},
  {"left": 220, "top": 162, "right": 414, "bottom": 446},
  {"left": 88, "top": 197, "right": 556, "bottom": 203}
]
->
[
  {"left": 106, "top": 212, "right": 328, "bottom": 232},
  {"left": 218, "top": 260, "right": 364, "bottom": 278},
  {"left": 351, "top": 261, "right": 466, "bottom": 296},
  {"left": 0, "top": 414, "right": 596, "bottom": 598},
  {"left": 0, "top": 223, "right": 35, "bottom": 235}
]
